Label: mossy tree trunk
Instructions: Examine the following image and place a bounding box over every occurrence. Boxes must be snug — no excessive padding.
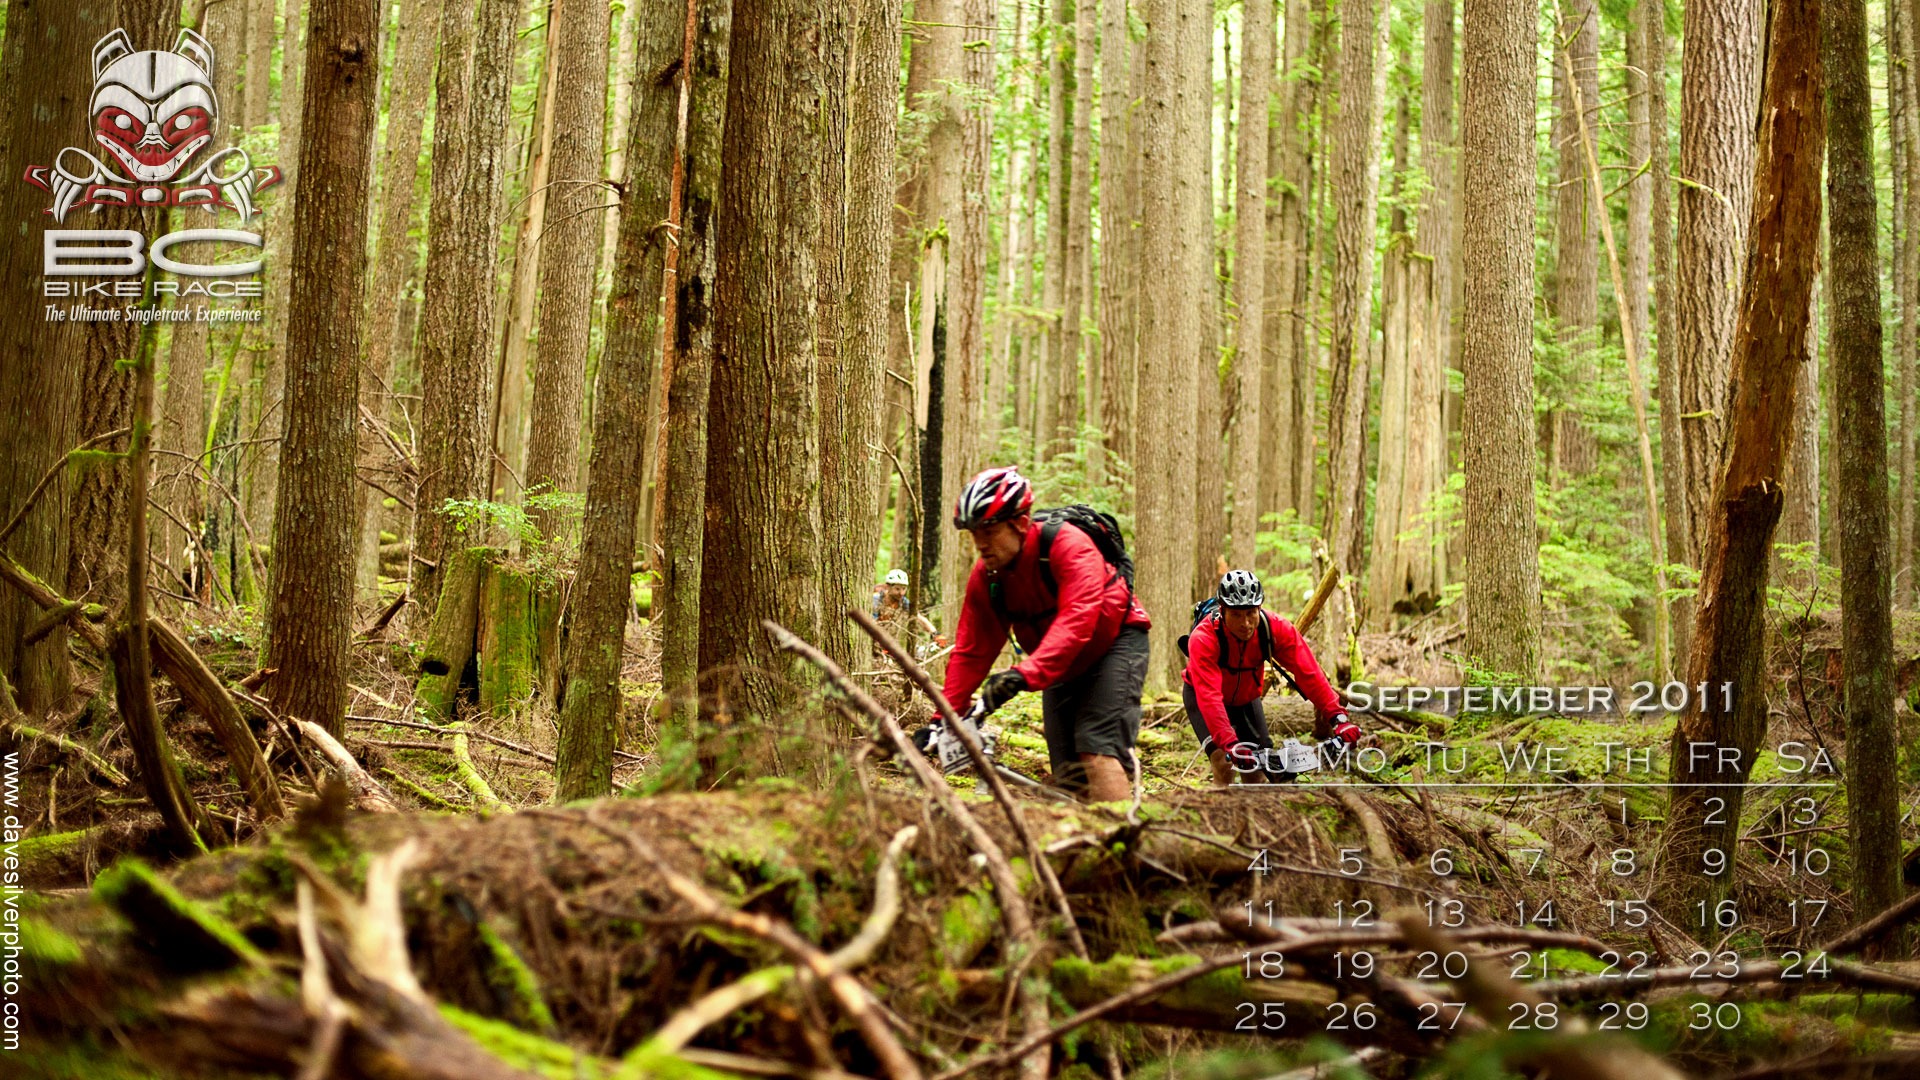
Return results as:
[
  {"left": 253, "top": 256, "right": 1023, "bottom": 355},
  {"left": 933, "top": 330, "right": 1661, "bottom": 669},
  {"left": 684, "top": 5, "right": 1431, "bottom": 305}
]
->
[{"left": 417, "top": 547, "right": 494, "bottom": 723}]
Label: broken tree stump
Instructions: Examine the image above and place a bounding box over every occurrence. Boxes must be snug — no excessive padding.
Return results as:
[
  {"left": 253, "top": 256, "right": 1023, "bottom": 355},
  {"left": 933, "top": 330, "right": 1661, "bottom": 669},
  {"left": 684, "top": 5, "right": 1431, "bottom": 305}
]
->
[{"left": 416, "top": 547, "right": 495, "bottom": 723}]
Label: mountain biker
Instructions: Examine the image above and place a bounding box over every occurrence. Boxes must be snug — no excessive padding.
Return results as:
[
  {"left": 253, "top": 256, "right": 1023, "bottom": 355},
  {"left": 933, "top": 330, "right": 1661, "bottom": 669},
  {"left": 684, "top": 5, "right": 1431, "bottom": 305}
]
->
[
  {"left": 1183, "top": 569, "right": 1359, "bottom": 786},
  {"left": 941, "top": 466, "right": 1151, "bottom": 802},
  {"left": 873, "top": 568, "right": 911, "bottom": 618}
]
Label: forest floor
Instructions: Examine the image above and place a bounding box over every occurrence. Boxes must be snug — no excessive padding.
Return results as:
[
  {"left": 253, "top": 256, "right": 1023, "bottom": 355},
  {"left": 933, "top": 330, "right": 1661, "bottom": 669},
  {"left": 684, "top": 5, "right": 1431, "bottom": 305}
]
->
[{"left": 7, "top": 601, "right": 1920, "bottom": 1079}]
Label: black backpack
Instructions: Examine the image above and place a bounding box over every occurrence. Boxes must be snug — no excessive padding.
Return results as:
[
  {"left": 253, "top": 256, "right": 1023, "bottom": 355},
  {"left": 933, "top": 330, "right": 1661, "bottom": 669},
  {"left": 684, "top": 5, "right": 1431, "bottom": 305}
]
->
[
  {"left": 1177, "top": 599, "right": 1307, "bottom": 695},
  {"left": 988, "top": 505, "right": 1134, "bottom": 621}
]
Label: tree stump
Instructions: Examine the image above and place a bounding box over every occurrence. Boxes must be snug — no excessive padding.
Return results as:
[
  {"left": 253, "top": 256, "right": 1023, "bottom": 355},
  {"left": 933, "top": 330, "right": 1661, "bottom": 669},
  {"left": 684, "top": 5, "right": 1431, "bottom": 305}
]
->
[
  {"left": 417, "top": 547, "right": 496, "bottom": 723},
  {"left": 477, "top": 563, "right": 537, "bottom": 715}
]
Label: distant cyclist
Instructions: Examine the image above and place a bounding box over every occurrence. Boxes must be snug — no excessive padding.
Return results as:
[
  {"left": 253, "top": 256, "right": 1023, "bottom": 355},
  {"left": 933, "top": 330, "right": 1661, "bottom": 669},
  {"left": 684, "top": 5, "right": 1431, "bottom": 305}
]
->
[
  {"left": 1182, "top": 569, "right": 1358, "bottom": 786},
  {"left": 940, "top": 466, "right": 1150, "bottom": 802},
  {"left": 873, "top": 568, "right": 912, "bottom": 618}
]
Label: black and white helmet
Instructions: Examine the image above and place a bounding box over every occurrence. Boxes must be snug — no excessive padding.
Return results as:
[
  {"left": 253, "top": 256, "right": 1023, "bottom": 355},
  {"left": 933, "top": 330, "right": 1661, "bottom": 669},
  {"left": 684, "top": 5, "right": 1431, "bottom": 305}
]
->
[
  {"left": 953, "top": 466, "right": 1034, "bottom": 530},
  {"left": 1218, "top": 569, "right": 1263, "bottom": 608}
]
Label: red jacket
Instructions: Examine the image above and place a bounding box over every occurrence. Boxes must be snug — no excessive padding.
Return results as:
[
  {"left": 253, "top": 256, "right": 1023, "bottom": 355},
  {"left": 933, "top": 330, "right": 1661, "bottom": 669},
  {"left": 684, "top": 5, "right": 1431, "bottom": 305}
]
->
[
  {"left": 942, "top": 521, "right": 1152, "bottom": 710},
  {"left": 1182, "top": 610, "right": 1343, "bottom": 749}
]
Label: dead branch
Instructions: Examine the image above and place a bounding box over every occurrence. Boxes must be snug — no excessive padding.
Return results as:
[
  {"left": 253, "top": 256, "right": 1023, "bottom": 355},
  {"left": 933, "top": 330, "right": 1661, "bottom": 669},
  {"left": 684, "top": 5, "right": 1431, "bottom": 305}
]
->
[
  {"left": 850, "top": 607, "right": 1091, "bottom": 960},
  {"left": 294, "top": 719, "right": 400, "bottom": 812},
  {"left": 148, "top": 616, "right": 285, "bottom": 821},
  {"left": 358, "top": 588, "right": 410, "bottom": 640},
  {"left": 642, "top": 825, "right": 920, "bottom": 1054},
  {"left": 1819, "top": 889, "right": 1920, "bottom": 956},
  {"left": 0, "top": 688, "right": 129, "bottom": 786},
  {"left": 556, "top": 806, "right": 924, "bottom": 1080},
  {"left": 765, "top": 620, "right": 1048, "bottom": 1080},
  {"left": 1395, "top": 912, "right": 1689, "bottom": 1080},
  {"left": 0, "top": 426, "right": 130, "bottom": 550},
  {"left": 450, "top": 729, "right": 505, "bottom": 811}
]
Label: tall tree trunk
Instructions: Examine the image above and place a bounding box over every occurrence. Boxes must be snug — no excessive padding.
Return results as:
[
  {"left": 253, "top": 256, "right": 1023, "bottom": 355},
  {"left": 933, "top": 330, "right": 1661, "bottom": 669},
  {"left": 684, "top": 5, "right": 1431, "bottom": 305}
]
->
[
  {"left": 659, "top": 0, "right": 730, "bottom": 737},
  {"left": 65, "top": 4, "right": 178, "bottom": 616},
  {"left": 815, "top": 3, "right": 855, "bottom": 670},
  {"left": 1547, "top": 1, "right": 1599, "bottom": 482},
  {"left": 1656, "top": 0, "right": 1824, "bottom": 920},
  {"left": 1065, "top": 0, "right": 1095, "bottom": 471},
  {"left": 1230, "top": 0, "right": 1275, "bottom": 571},
  {"left": 1323, "top": 0, "right": 1388, "bottom": 663},
  {"left": 266, "top": 0, "right": 381, "bottom": 738},
  {"left": 553, "top": 0, "right": 679, "bottom": 802},
  {"left": 1648, "top": 0, "right": 1687, "bottom": 663},
  {"left": 1097, "top": 0, "right": 1134, "bottom": 478},
  {"left": 1393, "top": 0, "right": 1452, "bottom": 615},
  {"left": 413, "top": 0, "right": 519, "bottom": 624},
  {"left": 1137, "top": 0, "right": 1195, "bottom": 692},
  {"left": 246, "top": 0, "right": 277, "bottom": 130},
  {"left": 944, "top": 0, "right": 997, "bottom": 633},
  {"left": 996, "top": 0, "right": 1032, "bottom": 444},
  {"left": 1295, "top": 0, "right": 1330, "bottom": 536},
  {"left": 1626, "top": 2, "right": 1653, "bottom": 467},
  {"left": 1675, "top": 0, "right": 1758, "bottom": 571},
  {"left": 598, "top": 0, "right": 640, "bottom": 321},
  {"left": 523, "top": 0, "right": 611, "bottom": 531},
  {"left": 1189, "top": 0, "right": 1225, "bottom": 601},
  {"left": 697, "top": 0, "right": 824, "bottom": 722},
  {"left": 837, "top": 0, "right": 902, "bottom": 654},
  {"left": 356, "top": 0, "right": 442, "bottom": 602},
  {"left": 1896, "top": 0, "right": 1920, "bottom": 607},
  {"left": 907, "top": 0, "right": 960, "bottom": 619},
  {"left": 1826, "top": 0, "right": 1902, "bottom": 928},
  {"left": 1460, "top": 0, "right": 1542, "bottom": 681},
  {"left": 0, "top": 2, "right": 116, "bottom": 711},
  {"left": 493, "top": 22, "right": 561, "bottom": 508},
  {"left": 1368, "top": 57, "right": 1411, "bottom": 627},
  {"left": 1260, "top": 0, "right": 1312, "bottom": 547}
]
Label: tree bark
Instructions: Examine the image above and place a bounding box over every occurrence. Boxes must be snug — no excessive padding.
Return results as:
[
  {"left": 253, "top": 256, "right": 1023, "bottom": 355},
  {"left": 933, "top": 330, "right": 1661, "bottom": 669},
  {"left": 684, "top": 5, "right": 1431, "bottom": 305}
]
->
[
  {"left": 1657, "top": 0, "right": 1823, "bottom": 920},
  {"left": 1460, "top": 0, "right": 1542, "bottom": 681},
  {"left": 413, "top": 0, "right": 518, "bottom": 624},
  {"left": 944, "top": 0, "right": 996, "bottom": 633},
  {"left": 1549, "top": 0, "right": 1599, "bottom": 481},
  {"left": 1189, "top": 0, "right": 1224, "bottom": 602},
  {"left": 697, "top": 0, "right": 824, "bottom": 722},
  {"left": 1323, "top": 0, "right": 1389, "bottom": 659},
  {"left": 1042, "top": 0, "right": 1073, "bottom": 458},
  {"left": 493, "top": 25, "right": 561, "bottom": 508},
  {"left": 660, "top": 0, "right": 730, "bottom": 738},
  {"left": 1368, "top": 57, "right": 1411, "bottom": 627},
  {"left": 523, "top": 0, "right": 612, "bottom": 530},
  {"left": 1230, "top": 0, "right": 1275, "bottom": 572},
  {"left": 1825, "top": 0, "right": 1902, "bottom": 927},
  {"left": 1137, "top": 0, "right": 1194, "bottom": 692},
  {"left": 266, "top": 0, "right": 381, "bottom": 738},
  {"left": 1097, "top": 0, "right": 1135, "bottom": 477},
  {"left": 1674, "top": 0, "right": 1759, "bottom": 571},
  {"left": 1065, "top": 0, "right": 1095, "bottom": 475},
  {"left": 1648, "top": 0, "right": 1687, "bottom": 664},
  {"left": 356, "top": 0, "right": 443, "bottom": 601},
  {"left": 1896, "top": 0, "right": 1920, "bottom": 607},
  {"left": 1260, "top": 0, "right": 1314, "bottom": 548},
  {"left": 245, "top": 0, "right": 277, "bottom": 130},
  {"left": 1392, "top": 0, "right": 1452, "bottom": 615},
  {"left": 551, "top": 0, "right": 680, "bottom": 802}
]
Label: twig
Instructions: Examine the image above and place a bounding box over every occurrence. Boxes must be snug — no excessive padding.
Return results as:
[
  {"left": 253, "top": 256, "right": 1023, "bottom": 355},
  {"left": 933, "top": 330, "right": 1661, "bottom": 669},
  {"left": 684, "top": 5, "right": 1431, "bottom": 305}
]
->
[
  {"left": 0, "top": 716, "right": 129, "bottom": 787},
  {"left": 379, "top": 766, "right": 465, "bottom": 811},
  {"left": 1819, "top": 888, "right": 1920, "bottom": 956},
  {"left": 642, "top": 826, "right": 919, "bottom": 1054},
  {"left": 550, "top": 807, "right": 923, "bottom": 1080},
  {"left": 764, "top": 621, "right": 1047, "bottom": 1080},
  {"left": 0, "top": 426, "right": 130, "bottom": 549},
  {"left": 1396, "top": 913, "right": 1688, "bottom": 1080},
  {"left": 849, "top": 608, "right": 1090, "bottom": 959}
]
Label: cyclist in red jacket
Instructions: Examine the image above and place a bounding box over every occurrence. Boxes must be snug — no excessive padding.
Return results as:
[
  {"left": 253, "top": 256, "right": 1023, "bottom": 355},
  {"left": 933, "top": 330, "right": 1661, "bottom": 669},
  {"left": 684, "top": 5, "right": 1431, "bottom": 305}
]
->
[
  {"left": 941, "top": 467, "right": 1151, "bottom": 802},
  {"left": 1184, "top": 570, "right": 1358, "bottom": 786}
]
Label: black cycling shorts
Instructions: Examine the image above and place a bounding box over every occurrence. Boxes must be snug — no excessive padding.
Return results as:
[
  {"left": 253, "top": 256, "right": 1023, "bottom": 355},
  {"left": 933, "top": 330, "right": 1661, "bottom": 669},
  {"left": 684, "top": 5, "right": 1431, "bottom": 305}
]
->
[
  {"left": 1181, "top": 681, "right": 1273, "bottom": 753},
  {"left": 1040, "top": 626, "right": 1149, "bottom": 784}
]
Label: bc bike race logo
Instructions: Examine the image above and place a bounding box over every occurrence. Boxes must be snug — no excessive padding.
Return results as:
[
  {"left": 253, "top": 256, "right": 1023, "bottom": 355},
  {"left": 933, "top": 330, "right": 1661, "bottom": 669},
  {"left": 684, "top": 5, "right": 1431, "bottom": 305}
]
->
[{"left": 22, "top": 27, "right": 284, "bottom": 313}]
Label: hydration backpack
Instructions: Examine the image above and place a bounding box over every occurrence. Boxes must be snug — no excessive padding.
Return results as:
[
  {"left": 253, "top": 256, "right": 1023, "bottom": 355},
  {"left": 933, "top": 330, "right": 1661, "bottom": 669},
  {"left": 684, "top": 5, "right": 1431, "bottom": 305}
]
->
[
  {"left": 987, "top": 505, "right": 1134, "bottom": 620},
  {"left": 1177, "top": 600, "right": 1308, "bottom": 697}
]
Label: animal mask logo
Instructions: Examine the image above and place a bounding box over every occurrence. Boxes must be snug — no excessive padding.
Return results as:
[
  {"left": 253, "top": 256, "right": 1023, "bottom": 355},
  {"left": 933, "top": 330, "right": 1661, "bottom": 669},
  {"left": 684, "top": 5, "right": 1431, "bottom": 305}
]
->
[{"left": 22, "top": 28, "right": 282, "bottom": 222}]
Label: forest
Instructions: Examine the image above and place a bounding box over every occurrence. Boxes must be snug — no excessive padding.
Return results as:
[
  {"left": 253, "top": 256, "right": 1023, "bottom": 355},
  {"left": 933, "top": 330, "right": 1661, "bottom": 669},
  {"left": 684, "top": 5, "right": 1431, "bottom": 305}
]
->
[{"left": 2, "top": 0, "right": 1920, "bottom": 1076}]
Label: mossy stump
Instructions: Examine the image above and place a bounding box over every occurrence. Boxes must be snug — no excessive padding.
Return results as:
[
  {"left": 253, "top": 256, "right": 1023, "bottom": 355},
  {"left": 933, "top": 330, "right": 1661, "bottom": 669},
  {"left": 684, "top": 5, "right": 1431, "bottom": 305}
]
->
[{"left": 417, "top": 547, "right": 496, "bottom": 723}]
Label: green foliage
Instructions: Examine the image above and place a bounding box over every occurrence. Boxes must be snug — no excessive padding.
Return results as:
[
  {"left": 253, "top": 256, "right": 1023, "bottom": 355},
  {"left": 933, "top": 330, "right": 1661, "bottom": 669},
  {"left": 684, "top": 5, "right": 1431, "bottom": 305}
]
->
[
  {"left": 439, "top": 485, "right": 583, "bottom": 581},
  {"left": 998, "top": 424, "right": 1136, "bottom": 538},
  {"left": 1252, "top": 509, "right": 1321, "bottom": 605}
]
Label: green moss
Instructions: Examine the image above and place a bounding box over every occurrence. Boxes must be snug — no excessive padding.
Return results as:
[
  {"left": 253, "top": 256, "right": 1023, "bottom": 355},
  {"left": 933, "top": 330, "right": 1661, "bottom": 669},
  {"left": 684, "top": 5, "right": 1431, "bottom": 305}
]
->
[
  {"left": 440, "top": 1003, "right": 609, "bottom": 1079},
  {"left": 14, "top": 829, "right": 95, "bottom": 864},
  {"left": 939, "top": 888, "right": 1000, "bottom": 968},
  {"left": 19, "top": 916, "right": 82, "bottom": 967},
  {"left": 93, "top": 859, "right": 265, "bottom": 972},
  {"left": 477, "top": 921, "right": 557, "bottom": 1033}
]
